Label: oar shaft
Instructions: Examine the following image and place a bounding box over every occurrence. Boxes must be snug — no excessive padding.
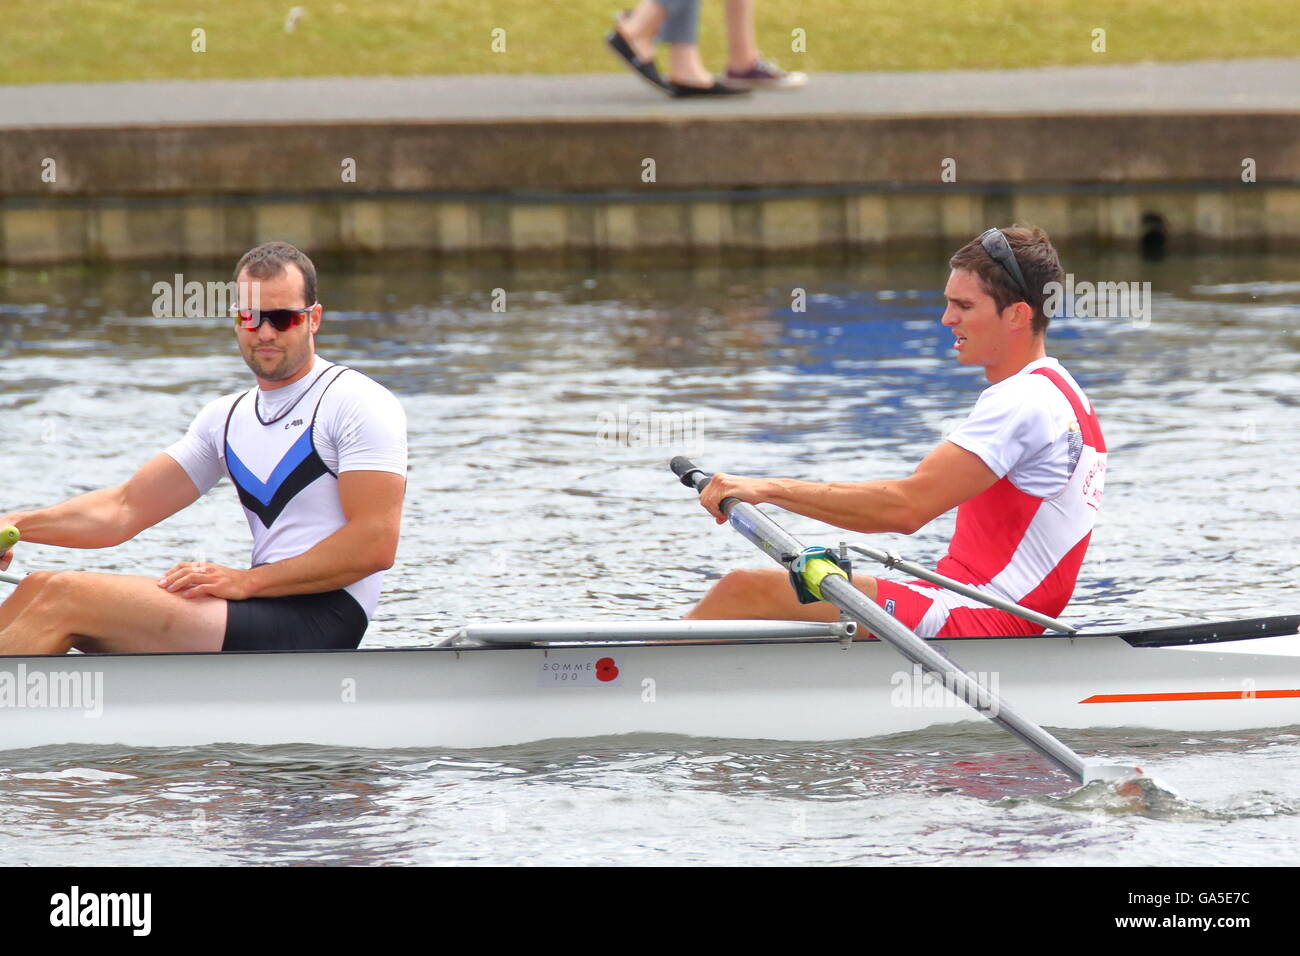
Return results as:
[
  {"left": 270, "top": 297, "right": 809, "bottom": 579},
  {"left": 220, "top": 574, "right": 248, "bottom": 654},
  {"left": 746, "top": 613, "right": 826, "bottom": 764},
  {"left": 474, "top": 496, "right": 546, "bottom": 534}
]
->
[
  {"left": 671, "top": 457, "right": 1096, "bottom": 783},
  {"left": 815, "top": 572, "right": 1086, "bottom": 780},
  {"left": 0, "top": 571, "right": 21, "bottom": 586},
  {"left": 848, "top": 544, "right": 1078, "bottom": 634}
]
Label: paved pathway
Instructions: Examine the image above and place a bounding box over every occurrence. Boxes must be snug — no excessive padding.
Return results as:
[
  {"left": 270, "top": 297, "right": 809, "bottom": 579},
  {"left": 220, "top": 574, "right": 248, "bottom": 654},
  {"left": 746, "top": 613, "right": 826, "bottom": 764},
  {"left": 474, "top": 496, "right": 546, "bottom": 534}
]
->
[{"left": 1, "top": 58, "right": 1297, "bottom": 127}]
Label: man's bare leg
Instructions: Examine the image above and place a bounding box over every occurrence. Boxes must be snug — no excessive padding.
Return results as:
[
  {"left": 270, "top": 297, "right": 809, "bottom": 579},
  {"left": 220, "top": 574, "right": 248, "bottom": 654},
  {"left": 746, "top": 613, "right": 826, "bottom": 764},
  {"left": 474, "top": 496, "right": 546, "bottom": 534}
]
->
[
  {"left": 0, "top": 571, "right": 227, "bottom": 655},
  {"left": 685, "top": 567, "right": 879, "bottom": 621},
  {"left": 0, "top": 571, "right": 56, "bottom": 635}
]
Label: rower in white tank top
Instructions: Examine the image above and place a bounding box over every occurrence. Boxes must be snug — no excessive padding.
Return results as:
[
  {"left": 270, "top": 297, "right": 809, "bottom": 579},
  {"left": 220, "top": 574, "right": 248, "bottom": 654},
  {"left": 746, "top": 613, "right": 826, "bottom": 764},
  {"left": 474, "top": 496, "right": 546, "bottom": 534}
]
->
[{"left": 164, "top": 355, "right": 408, "bottom": 619}]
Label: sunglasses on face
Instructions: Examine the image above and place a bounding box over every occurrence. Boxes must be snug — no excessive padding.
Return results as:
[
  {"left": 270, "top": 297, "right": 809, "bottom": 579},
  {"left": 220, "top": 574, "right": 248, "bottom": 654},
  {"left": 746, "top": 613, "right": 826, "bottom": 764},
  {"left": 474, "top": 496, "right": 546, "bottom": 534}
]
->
[{"left": 230, "top": 305, "right": 314, "bottom": 331}]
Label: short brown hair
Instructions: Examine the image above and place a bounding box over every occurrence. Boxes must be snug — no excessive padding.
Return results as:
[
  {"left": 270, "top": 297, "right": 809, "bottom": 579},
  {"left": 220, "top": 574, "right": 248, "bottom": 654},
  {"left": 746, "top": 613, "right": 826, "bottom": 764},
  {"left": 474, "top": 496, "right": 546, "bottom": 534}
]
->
[
  {"left": 233, "top": 241, "right": 317, "bottom": 306},
  {"left": 949, "top": 225, "right": 1063, "bottom": 335}
]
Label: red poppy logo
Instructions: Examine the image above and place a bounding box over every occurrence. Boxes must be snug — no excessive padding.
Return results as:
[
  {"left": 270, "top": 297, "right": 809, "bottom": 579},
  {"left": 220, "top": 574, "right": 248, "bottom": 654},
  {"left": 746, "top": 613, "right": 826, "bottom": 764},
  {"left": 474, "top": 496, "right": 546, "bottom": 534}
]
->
[{"left": 595, "top": 657, "right": 619, "bottom": 682}]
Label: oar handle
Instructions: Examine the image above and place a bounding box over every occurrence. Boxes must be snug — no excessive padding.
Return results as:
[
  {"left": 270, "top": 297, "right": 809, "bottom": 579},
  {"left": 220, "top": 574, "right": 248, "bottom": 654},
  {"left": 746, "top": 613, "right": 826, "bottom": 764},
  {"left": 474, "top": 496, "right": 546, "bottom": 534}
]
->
[
  {"left": 670, "top": 457, "right": 755, "bottom": 530},
  {"left": 0, "top": 526, "right": 20, "bottom": 586},
  {"left": 669, "top": 456, "right": 709, "bottom": 491}
]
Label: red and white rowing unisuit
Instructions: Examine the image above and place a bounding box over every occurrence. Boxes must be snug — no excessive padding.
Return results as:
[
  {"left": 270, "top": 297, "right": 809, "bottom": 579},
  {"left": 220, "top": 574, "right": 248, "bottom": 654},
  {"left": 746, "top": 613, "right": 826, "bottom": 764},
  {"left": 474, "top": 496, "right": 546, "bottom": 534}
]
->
[{"left": 874, "top": 357, "right": 1106, "bottom": 637}]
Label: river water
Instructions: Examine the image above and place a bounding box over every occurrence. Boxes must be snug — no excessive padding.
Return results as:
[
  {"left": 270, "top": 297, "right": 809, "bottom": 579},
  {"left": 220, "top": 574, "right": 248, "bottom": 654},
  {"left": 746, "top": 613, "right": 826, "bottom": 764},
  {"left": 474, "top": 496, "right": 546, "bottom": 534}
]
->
[{"left": 0, "top": 248, "right": 1297, "bottom": 865}]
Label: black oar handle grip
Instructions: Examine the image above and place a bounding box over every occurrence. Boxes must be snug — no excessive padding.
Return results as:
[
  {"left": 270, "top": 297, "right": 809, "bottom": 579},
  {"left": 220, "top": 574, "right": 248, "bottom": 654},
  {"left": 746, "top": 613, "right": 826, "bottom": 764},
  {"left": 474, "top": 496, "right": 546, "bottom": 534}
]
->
[
  {"left": 669, "top": 456, "right": 712, "bottom": 492},
  {"left": 670, "top": 457, "right": 744, "bottom": 517}
]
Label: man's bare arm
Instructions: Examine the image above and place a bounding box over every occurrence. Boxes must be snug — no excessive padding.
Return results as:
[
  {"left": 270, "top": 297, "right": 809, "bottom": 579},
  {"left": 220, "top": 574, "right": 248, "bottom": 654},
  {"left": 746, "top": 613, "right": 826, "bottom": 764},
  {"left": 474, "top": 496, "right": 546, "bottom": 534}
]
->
[
  {"left": 697, "top": 441, "right": 999, "bottom": 535},
  {"left": 160, "top": 470, "right": 406, "bottom": 600},
  {"left": 2, "top": 454, "right": 201, "bottom": 550}
]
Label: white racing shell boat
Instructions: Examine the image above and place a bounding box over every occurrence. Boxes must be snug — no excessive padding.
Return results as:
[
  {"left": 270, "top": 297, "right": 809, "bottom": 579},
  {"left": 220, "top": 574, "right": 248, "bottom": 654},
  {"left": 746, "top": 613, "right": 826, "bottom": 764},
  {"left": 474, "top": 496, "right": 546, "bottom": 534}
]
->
[
  {"left": 2, "top": 462, "right": 1297, "bottom": 784},
  {"left": 1, "top": 615, "right": 1298, "bottom": 754}
]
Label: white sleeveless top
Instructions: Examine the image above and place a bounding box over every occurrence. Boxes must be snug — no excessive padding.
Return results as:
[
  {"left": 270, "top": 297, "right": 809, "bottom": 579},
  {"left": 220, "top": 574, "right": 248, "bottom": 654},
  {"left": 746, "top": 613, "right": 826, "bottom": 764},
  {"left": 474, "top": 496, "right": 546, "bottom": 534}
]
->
[
  {"left": 939, "top": 357, "right": 1106, "bottom": 620},
  {"left": 165, "top": 356, "right": 407, "bottom": 618}
]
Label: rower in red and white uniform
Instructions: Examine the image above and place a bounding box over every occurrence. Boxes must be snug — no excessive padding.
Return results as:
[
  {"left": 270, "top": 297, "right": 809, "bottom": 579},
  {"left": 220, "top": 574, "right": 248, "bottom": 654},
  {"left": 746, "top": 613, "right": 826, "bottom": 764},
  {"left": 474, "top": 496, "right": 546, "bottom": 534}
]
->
[{"left": 687, "top": 225, "right": 1105, "bottom": 637}]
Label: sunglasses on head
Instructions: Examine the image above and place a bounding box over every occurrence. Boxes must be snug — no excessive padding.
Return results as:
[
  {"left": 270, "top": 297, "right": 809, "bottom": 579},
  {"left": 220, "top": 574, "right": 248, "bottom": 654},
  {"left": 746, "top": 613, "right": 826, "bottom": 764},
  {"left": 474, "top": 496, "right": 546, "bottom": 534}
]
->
[
  {"left": 230, "top": 305, "right": 314, "bottom": 331},
  {"left": 978, "top": 228, "right": 1031, "bottom": 302}
]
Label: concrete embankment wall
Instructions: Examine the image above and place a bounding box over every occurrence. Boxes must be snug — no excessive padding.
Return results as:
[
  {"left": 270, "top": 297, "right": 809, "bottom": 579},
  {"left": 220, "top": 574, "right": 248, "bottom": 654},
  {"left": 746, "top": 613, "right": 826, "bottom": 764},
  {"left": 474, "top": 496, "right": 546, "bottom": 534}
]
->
[{"left": 2, "top": 89, "right": 1298, "bottom": 265}]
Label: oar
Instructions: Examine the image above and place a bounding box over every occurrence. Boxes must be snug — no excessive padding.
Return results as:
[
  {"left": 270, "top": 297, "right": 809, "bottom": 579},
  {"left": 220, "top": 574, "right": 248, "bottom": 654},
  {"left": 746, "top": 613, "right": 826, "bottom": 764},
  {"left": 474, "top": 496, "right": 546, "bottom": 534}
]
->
[
  {"left": 844, "top": 543, "right": 1077, "bottom": 634},
  {"left": 669, "top": 457, "right": 1140, "bottom": 786},
  {"left": 0, "top": 525, "right": 20, "bottom": 585}
]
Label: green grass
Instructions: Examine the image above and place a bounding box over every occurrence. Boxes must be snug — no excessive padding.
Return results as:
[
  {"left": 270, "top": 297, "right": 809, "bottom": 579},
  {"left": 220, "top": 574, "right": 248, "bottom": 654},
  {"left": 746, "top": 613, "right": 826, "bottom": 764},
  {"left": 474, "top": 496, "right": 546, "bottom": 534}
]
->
[{"left": 3, "top": 0, "right": 1298, "bottom": 84}]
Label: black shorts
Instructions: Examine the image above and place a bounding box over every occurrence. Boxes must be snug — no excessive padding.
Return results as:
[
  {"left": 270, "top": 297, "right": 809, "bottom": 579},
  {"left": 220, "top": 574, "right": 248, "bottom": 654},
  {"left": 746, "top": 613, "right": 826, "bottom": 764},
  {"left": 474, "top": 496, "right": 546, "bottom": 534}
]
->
[{"left": 222, "top": 589, "right": 369, "bottom": 652}]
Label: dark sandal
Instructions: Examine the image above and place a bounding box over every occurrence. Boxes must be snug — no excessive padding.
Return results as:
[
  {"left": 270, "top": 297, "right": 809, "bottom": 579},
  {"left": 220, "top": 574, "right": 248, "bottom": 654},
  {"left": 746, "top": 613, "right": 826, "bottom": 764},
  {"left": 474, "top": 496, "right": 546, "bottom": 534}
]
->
[
  {"left": 669, "top": 80, "right": 751, "bottom": 98},
  {"left": 606, "top": 19, "right": 670, "bottom": 94}
]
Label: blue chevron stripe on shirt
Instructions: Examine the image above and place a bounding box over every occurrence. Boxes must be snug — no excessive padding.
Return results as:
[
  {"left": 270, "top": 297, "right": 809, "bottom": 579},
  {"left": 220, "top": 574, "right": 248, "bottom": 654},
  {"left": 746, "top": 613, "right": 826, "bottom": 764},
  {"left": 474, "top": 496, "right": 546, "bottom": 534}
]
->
[{"left": 224, "top": 428, "right": 318, "bottom": 507}]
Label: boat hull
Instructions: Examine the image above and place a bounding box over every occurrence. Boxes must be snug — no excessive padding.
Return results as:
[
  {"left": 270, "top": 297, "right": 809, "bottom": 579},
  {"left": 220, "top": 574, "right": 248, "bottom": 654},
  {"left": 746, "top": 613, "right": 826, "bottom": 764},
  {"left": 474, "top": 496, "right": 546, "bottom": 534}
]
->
[{"left": 4, "top": 633, "right": 1300, "bottom": 751}]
